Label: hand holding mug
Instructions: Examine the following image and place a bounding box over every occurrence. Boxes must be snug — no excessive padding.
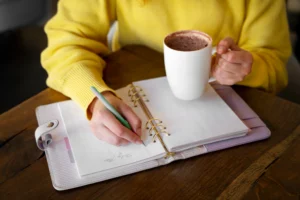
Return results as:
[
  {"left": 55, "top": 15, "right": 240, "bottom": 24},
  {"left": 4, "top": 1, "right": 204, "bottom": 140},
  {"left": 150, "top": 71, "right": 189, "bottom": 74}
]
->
[{"left": 212, "top": 37, "right": 253, "bottom": 85}]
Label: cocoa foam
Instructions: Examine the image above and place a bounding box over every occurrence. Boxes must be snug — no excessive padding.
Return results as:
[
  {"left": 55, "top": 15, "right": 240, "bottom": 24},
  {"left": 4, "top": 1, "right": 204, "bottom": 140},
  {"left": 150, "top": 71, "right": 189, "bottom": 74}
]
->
[{"left": 165, "top": 31, "right": 211, "bottom": 51}]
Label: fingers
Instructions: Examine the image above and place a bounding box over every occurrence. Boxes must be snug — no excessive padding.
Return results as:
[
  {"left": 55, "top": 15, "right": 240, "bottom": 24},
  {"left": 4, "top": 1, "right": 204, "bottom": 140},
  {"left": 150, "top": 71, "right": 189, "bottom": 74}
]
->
[
  {"left": 221, "top": 51, "right": 253, "bottom": 65},
  {"left": 91, "top": 124, "right": 129, "bottom": 146},
  {"left": 213, "top": 68, "right": 243, "bottom": 85},
  {"left": 100, "top": 109, "right": 142, "bottom": 144},
  {"left": 217, "top": 37, "right": 240, "bottom": 54},
  {"left": 218, "top": 58, "right": 251, "bottom": 76},
  {"left": 214, "top": 57, "right": 251, "bottom": 85},
  {"left": 214, "top": 38, "right": 253, "bottom": 86},
  {"left": 89, "top": 94, "right": 144, "bottom": 146},
  {"left": 118, "top": 104, "right": 142, "bottom": 137}
]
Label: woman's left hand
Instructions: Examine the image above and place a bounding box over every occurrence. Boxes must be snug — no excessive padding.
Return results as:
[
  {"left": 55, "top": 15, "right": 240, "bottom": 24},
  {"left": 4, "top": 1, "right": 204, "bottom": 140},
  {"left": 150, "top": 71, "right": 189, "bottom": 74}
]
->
[{"left": 212, "top": 37, "right": 253, "bottom": 85}]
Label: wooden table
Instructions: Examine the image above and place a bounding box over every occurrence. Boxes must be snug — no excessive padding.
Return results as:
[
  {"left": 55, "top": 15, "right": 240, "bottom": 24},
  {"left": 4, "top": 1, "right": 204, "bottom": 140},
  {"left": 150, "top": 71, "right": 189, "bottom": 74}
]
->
[{"left": 1, "top": 46, "right": 300, "bottom": 200}]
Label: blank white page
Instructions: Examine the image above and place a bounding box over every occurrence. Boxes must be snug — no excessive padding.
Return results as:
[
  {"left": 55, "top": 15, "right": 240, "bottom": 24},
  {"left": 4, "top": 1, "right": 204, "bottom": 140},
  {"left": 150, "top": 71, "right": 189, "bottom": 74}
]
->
[
  {"left": 60, "top": 87, "right": 165, "bottom": 176},
  {"left": 133, "top": 77, "right": 249, "bottom": 151}
]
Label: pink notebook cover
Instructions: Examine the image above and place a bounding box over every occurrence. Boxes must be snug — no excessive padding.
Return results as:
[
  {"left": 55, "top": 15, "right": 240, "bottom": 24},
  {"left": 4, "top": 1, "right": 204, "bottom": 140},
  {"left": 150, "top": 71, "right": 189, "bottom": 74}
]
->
[
  {"left": 35, "top": 83, "right": 270, "bottom": 190},
  {"left": 207, "top": 83, "right": 270, "bottom": 152}
]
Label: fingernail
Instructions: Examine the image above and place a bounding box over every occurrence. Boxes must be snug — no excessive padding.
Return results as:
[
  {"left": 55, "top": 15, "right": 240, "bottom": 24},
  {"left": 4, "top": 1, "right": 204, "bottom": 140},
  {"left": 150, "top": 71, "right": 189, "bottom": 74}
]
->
[{"left": 135, "top": 139, "right": 143, "bottom": 145}]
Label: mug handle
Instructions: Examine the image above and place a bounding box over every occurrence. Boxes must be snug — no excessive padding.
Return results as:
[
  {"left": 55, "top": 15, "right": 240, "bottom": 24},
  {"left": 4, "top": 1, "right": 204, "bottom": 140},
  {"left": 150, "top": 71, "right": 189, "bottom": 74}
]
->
[{"left": 208, "top": 46, "right": 217, "bottom": 83}]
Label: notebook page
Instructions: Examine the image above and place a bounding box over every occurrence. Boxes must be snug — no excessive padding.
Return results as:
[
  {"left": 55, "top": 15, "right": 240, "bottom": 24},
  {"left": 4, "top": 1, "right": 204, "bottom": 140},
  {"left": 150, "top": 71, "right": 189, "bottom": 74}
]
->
[
  {"left": 133, "top": 77, "right": 249, "bottom": 152},
  {"left": 59, "top": 87, "right": 165, "bottom": 176}
]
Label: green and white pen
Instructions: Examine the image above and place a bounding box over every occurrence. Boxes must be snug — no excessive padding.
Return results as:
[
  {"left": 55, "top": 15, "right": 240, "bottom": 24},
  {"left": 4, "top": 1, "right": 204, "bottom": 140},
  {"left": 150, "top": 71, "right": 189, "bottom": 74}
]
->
[{"left": 90, "top": 86, "right": 145, "bottom": 146}]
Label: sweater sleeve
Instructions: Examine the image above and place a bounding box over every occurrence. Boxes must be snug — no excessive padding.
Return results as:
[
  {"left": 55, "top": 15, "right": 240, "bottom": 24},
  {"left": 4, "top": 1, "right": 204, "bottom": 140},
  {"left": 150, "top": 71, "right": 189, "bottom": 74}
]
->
[
  {"left": 237, "top": 0, "right": 292, "bottom": 93},
  {"left": 41, "top": 0, "right": 116, "bottom": 117}
]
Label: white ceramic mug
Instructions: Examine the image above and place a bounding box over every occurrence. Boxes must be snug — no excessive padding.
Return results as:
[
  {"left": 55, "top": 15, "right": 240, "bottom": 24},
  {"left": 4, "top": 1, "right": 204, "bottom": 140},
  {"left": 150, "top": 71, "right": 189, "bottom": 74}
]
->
[{"left": 164, "top": 30, "right": 216, "bottom": 100}]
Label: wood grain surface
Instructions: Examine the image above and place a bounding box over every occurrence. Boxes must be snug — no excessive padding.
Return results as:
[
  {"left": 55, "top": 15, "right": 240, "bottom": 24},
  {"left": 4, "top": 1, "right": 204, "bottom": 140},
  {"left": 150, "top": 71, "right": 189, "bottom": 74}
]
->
[{"left": 0, "top": 46, "right": 299, "bottom": 200}]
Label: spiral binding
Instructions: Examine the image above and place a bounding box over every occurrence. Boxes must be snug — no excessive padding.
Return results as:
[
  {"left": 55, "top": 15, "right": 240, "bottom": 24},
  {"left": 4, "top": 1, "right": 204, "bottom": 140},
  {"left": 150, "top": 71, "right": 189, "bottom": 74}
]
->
[
  {"left": 145, "top": 118, "right": 174, "bottom": 158},
  {"left": 128, "top": 84, "right": 175, "bottom": 158},
  {"left": 128, "top": 85, "right": 149, "bottom": 107},
  {"left": 146, "top": 118, "right": 170, "bottom": 143}
]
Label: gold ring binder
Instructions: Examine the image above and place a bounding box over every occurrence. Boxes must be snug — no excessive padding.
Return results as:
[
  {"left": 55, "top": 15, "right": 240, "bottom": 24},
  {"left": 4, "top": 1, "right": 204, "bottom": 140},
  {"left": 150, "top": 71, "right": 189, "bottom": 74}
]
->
[
  {"left": 146, "top": 119, "right": 169, "bottom": 137},
  {"left": 129, "top": 84, "right": 175, "bottom": 158},
  {"left": 128, "top": 85, "right": 149, "bottom": 107},
  {"left": 146, "top": 119, "right": 168, "bottom": 140}
]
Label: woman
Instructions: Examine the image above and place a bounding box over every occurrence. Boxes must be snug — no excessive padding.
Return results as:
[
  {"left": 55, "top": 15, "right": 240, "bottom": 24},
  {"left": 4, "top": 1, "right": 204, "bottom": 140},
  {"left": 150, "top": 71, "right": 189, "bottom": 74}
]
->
[{"left": 42, "top": 0, "right": 291, "bottom": 145}]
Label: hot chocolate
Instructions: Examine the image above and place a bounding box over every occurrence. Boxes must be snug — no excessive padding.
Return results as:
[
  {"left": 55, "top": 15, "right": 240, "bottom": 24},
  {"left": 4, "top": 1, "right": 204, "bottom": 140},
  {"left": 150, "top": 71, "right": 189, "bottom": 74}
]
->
[{"left": 165, "top": 31, "right": 209, "bottom": 51}]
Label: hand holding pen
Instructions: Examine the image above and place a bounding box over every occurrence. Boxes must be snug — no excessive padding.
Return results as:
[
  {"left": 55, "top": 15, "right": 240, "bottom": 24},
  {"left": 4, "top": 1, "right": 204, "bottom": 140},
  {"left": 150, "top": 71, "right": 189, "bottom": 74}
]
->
[{"left": 89, "top": 87, "right": 144, "bottom": 146}]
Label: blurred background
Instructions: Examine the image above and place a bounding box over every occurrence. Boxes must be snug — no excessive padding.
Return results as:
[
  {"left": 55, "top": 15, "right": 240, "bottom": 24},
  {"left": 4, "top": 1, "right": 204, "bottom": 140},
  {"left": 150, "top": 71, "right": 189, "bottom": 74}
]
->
[
  {"left": 1, "top": 0, "right": 300, "bottom": 114},
  {"left": 1, "top": 0, "right": 58, "bottom": 114}
]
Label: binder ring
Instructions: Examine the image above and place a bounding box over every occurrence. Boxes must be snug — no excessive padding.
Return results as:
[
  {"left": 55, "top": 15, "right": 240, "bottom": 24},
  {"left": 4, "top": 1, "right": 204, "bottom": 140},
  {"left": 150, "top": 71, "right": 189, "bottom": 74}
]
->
[
  {"left": 130, "top": 95, "right": 141, "bottom": 107},
  {"left": 128, "top": 84, "right": 174, "bottom": 158},
  {"left": 128, "top": 85, "right": 149, "bottom": 107},
  {"left": 146, "top": 118, "right": 170, "bottom": 143}
]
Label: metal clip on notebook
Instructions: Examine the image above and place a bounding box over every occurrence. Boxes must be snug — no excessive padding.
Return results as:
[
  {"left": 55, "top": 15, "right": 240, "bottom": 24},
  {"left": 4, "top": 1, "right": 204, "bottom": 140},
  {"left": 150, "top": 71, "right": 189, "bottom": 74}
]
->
[{"left": 128, "top": 84, "right": 175, "bottom": 158}]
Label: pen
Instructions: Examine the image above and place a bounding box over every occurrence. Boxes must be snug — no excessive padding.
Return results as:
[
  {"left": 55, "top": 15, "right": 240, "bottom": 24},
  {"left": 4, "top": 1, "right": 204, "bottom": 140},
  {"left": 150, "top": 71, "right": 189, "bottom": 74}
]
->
[{"left": 90, "top": 86, "right": 145, "bottom": 146}]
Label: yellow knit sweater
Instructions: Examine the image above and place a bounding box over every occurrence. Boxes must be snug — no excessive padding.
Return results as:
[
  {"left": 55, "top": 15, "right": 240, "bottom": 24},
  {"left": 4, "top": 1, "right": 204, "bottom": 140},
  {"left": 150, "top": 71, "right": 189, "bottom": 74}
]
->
[{"left": 41, "top": 0, "right": 291, "bottom": 114}]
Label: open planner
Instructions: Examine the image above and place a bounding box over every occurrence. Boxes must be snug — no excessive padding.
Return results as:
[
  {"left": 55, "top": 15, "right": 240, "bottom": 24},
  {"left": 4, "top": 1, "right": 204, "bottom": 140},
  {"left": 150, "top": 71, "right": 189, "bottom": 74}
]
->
[{"left": 35, "top": 77, "right": 271, "bottom": 190}]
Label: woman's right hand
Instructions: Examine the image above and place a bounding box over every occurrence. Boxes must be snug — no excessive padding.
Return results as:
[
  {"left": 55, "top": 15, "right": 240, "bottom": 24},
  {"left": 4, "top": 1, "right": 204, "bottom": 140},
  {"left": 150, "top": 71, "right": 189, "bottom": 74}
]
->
[{"left": 89, "top": 91, "right": 143, "bottom": 146}]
